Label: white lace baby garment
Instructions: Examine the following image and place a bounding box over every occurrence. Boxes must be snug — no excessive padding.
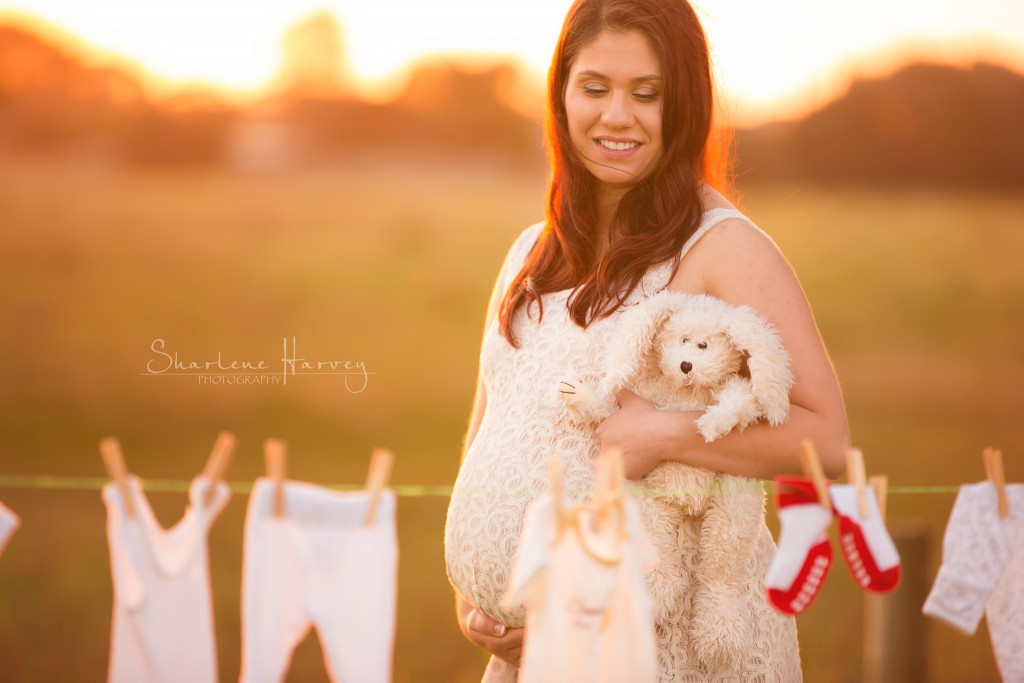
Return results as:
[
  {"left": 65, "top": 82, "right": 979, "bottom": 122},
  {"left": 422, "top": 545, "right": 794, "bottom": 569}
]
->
[
  {"left": 923, "top": 482, "right": 1024, "bottom": 682},
  {"left": 504, "top": 493, "right": 658, "bottom": 683}
]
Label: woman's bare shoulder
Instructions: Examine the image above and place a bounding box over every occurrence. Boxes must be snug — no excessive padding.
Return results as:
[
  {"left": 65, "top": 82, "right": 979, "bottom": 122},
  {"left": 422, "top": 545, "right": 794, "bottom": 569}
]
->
[{"left": 669, "top": 211, "right": 789, "bottom": 298}]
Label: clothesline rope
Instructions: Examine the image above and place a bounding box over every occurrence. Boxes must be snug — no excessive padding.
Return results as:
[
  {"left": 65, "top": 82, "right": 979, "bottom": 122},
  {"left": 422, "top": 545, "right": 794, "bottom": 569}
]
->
[
  {"left": 0, "top": 475, "right": 964, "bottom": 497},
  {"left": 0, "top": 475, "right": 451, "bottom": 497}
]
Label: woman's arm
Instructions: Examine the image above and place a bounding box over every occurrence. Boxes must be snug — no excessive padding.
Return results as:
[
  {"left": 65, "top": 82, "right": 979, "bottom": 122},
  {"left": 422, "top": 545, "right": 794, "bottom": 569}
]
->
[{"left": 596, "top": 218, "right": 850, "bottom": 480}]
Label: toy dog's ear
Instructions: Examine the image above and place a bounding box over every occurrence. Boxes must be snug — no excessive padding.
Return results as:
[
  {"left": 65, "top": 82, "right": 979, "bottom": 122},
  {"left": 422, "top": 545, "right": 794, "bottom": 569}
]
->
[
  {"left": 724, "top": 305, "right": 794, "bottom": 425},
  {"left": 602, "top": 291, "right": 685, "bottom": 394}
]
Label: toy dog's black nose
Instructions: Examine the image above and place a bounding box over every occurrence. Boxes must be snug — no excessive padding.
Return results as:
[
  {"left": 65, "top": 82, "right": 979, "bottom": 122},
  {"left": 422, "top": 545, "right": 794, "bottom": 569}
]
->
[{"left": 680, "top": 361, "right": 692, "bottom": 374}]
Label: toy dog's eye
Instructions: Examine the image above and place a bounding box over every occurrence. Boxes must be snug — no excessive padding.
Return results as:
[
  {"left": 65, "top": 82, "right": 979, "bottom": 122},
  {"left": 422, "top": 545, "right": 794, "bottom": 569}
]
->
[
  {"left": 698, "top": 342, "right": 708, "bottom": 350},
  {"left": 682, "top": 338, "right": 690, "bottom": 344}
]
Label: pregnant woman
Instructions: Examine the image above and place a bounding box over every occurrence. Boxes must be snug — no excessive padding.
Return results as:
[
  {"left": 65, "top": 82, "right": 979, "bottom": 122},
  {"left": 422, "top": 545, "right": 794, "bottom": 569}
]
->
[{"left": 444, "top": 0, "right": 850, "bottom": 680}]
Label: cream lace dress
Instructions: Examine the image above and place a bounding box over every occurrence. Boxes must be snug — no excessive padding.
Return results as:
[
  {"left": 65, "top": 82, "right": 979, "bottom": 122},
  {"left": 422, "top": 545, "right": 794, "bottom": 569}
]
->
[{"left": 444, "top": 208, "right": 803, "bottom": 683}]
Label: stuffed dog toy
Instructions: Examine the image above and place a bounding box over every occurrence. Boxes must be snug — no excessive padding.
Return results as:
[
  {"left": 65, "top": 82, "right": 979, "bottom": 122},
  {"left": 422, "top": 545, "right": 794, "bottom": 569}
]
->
[{"left": 559, "top": 291, "right": 793, "bottom": 669}]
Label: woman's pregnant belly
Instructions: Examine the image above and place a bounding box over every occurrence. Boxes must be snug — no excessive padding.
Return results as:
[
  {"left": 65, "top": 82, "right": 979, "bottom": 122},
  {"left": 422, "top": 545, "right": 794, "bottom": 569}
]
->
[
  {"left": 444, "top": 404, "right": 598, "bottom": 627},
  {"left": 444, "top": 433, "right": 541, "bottom": 626}
]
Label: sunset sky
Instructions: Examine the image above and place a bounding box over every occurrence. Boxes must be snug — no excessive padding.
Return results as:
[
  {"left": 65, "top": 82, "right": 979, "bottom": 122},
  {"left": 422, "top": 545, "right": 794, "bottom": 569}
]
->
[{"left": 2, "top": 0, "right": 1023, "bottom": 125}]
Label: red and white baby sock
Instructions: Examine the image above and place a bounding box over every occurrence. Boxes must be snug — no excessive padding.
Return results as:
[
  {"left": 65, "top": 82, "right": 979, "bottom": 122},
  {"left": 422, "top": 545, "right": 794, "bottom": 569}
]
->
[
  {"left": 764, "top": 477, "right": 834, "bottom": 615},
  {"left": 829, "top": 484, "right": 901, "bottom": 592},
  {"left": 765, "top": 477, "right": 902, "bottom": 615}
]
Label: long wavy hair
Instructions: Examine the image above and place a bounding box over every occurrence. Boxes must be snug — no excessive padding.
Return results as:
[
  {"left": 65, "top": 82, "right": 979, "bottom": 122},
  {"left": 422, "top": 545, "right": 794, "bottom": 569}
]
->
[{"left": 499, "top": 0, "right": 733, "bottom": 347}]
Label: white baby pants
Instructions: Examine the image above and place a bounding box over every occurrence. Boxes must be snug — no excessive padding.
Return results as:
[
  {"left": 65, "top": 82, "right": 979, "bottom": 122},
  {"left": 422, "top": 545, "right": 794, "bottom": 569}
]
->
[
  {"left": 0, "top": 500, "right": 19, "bottom": 558},
  {"left": 103, "top": 475, "right": 230, "bottom": 683},
  {"left": 239, "top": 478, "right": 398, "bottom": 683}
]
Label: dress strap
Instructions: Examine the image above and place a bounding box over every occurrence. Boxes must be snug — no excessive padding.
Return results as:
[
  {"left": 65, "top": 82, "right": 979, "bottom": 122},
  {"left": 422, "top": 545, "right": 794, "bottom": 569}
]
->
[{"left": 678, "top": 208, "right": 754, "bottom": 261}]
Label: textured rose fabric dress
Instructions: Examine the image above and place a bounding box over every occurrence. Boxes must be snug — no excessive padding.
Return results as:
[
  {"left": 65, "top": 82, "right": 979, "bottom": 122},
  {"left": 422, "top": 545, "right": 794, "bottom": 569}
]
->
[{"left": 445, "top": 209, "right": 803, "bottom": 682}]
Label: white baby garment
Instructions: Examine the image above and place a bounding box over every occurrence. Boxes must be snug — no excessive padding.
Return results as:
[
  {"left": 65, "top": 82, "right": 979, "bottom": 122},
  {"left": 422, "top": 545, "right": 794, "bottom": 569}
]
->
[
  {"left": 103, "top": 475, "right": 230, "bottom": 683},
  {"left": 502, "top": 493, "right": 658, "bottom": 683},
  {"left": 239, "top": 478, "right": 398, "bottom": 683},
  {"left": 923, "top": 481, "right": 1024, "bottom": 682},
  {"left": 0, "top": 500, "right": 20, "bottom": 558}
]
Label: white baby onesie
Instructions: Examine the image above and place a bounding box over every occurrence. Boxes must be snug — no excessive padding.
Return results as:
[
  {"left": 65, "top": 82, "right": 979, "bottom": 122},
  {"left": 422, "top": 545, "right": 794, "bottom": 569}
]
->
[
  {"left": 103, "top": 475, "right": 230, "bottom": 683},
  {"left": 0, "top": 500, "right": 20, "bottom": 558},
  {"left": 502, "top": 493, "right": 658, "bottom": 683},
  {"left": 239, "top": 478, "right": 398, "bottom": 683},
  {"left": 923, "top": 481, "right": 1024, "bottom": 682}
]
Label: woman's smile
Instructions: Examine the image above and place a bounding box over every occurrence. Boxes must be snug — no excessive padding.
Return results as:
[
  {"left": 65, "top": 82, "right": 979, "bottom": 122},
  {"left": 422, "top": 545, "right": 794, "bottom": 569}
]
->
[{"left": 595, "top": 137, "right": 642, "bottom": 156}]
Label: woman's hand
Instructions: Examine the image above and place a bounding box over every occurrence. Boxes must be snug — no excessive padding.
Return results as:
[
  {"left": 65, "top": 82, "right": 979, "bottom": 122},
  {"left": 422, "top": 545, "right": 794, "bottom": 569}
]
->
[
  {"left": 455, "top": 594, "right": 524, "bottom": 666},
  {"left": 595, "top": 389, "right": 697, "bottom": 480}
]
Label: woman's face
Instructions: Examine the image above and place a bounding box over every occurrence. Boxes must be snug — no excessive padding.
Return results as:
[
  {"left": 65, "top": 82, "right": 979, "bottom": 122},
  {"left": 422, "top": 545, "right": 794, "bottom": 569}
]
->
[{"left": 564, "top": 28, "right": 664, "bottom": 202}]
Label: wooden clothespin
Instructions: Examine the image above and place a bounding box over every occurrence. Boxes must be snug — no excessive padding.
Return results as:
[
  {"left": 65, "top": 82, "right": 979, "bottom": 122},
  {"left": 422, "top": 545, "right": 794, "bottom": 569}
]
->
[
  {"left": 984, "top": 447, "right": 1009, "bottom": 519},
  {"left": 580, "top": 448, "right": 624, "bottom": 563},
  {"left": 869, "top": 475, "right": 888, "bottom": 522},
  {"left": 605, "top": 448, "right": 627, "bottom": 540},
  {"left": 99, "top": 436, "right": 135, "bottom": 518},
  {"left": 264, "top": 438, "right": 287, "bottom": 518},
  {"left": 601, "top": 448, "right": 624, "bottom": 504},
  {"left": 846, "top": 448, "right": 870, "bottom": 519},
  {"left": 202, "top": 431, "right": 235, "bottom": 506},
  {"left": 593, "top": 448, "right": 615, "bottom": 523},
  {"left": 548, "top": 452, "right": 566, "bottom": 530},
  {"left": 594, "top": 448, "right": 626, "bottom": 534},
  {"left": 799, "top": 440, "right": 831, "bottom": 511},
  {"left": 364, "top": 447, "right": 394, "bottom": 526}
]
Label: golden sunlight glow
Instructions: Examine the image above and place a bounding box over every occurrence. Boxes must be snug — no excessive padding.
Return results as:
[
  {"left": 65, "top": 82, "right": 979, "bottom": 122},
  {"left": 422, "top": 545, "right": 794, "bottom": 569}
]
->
[{"left": 1, "top": 0, "right": 1023, "bottom": 124}]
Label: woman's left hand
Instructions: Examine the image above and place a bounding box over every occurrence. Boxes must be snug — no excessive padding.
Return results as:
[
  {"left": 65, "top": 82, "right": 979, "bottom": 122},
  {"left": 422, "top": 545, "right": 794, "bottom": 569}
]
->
[{"left": 595, "top": 389, "right": 692, "bottom": 480}]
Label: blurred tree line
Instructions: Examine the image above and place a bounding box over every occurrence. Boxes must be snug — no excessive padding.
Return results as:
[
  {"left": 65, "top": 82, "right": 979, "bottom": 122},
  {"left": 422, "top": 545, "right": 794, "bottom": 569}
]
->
[
  {"left": 0, "top": 15, "right": 544, "bottom": 169},
  {"left": 2, "top": 14, "right": 1023, "bottom": 189},
  {"left": 734, "top": 62, "right": 1024, "bottom": 191}
]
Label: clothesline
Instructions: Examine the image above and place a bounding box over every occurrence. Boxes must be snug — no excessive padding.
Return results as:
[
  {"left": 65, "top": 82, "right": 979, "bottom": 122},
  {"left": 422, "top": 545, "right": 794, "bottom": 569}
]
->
[
  {"left": 0, "top": 474, "right": 963, "bottom": 496},
  {"left": 0, "top": 474, "right": 452, "bottom": 497},
  {"left": 0, "top": 474, "right": 1017, "bottom": 680}
]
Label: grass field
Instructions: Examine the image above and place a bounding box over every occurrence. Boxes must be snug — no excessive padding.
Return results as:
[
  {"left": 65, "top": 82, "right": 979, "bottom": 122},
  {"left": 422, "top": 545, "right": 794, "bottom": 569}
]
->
[{"left": 1, "top": 160, "right": 1021, "bottom": 682}]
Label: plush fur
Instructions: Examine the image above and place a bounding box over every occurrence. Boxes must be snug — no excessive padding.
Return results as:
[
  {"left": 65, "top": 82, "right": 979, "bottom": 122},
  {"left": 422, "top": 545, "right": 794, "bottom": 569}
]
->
[{"left": 558, "top": 291, "right": 793, "bottom": 669}]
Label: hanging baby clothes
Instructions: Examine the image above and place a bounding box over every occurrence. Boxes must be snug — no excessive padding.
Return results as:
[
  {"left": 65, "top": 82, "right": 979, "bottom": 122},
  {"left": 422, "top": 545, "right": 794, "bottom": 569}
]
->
[
  {"left": 0, "top": 500, "right": 20, "bottom": 557},
  {"left": 923, "top": 481, "right": 1023, "bottom": 682},
  {"left": 239, "top": 478, "right": 398, "bottom": 683},
  {"left": 502, "top": 492, "right": 658, "bottom": 683},
  {"left": 102, "top": 475, "right": 230, "bottom": 683}
]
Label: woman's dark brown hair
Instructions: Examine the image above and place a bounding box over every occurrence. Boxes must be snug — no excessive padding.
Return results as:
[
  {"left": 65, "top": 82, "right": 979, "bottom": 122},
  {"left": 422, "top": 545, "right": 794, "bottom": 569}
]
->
[{"left": 499, "top": 0, "right": 732, "bottom": 347}]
